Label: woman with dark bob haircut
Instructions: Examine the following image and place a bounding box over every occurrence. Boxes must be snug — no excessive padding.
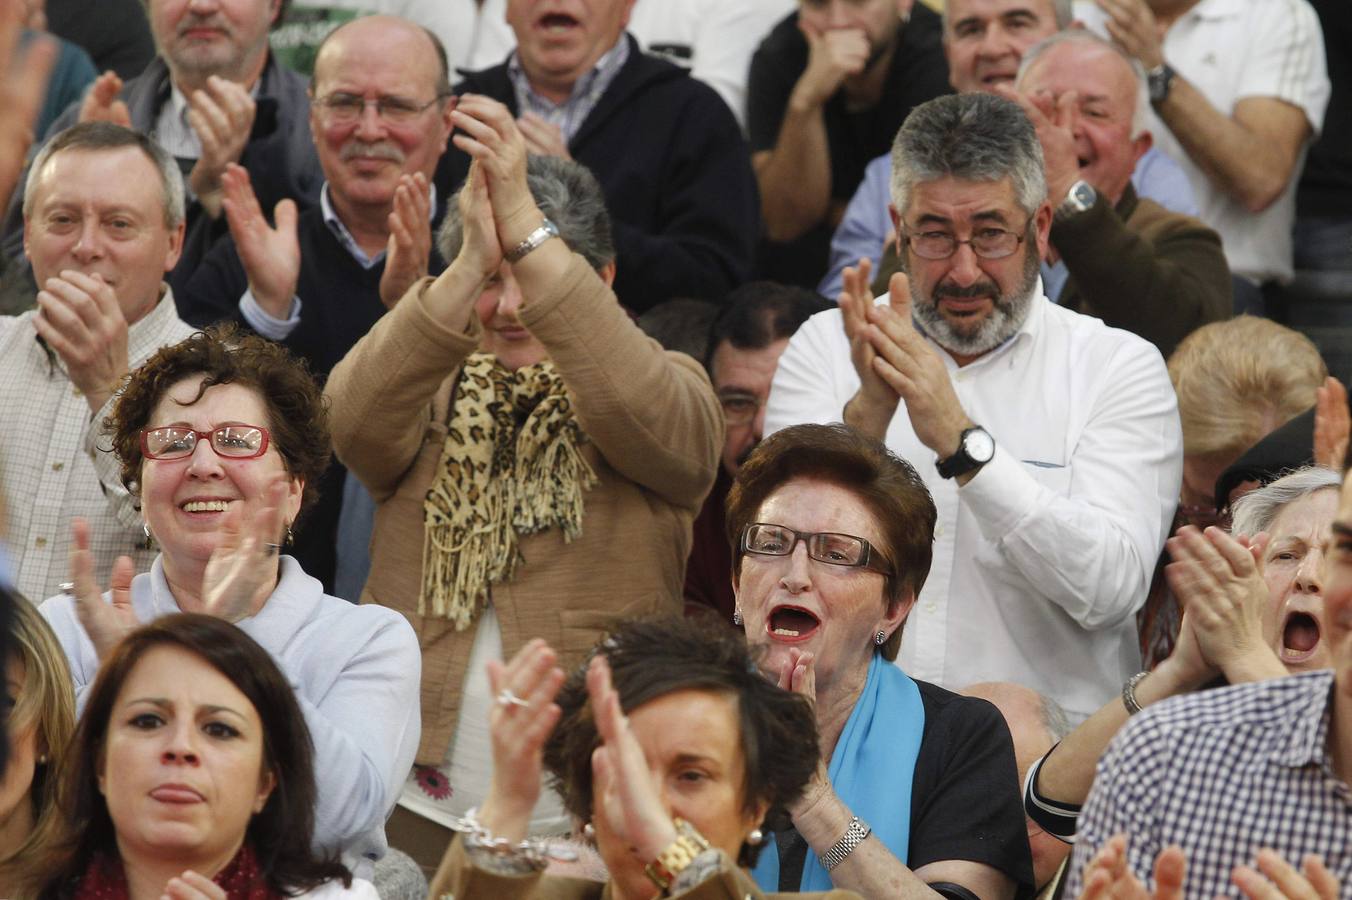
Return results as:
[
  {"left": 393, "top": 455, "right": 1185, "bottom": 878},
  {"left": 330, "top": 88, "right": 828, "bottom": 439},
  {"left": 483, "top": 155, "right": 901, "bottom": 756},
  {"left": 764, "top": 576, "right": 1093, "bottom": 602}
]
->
[
  {"left": 429, "top": 616, "right": 860, "bottom": 899},
  {"left": 21, "top": 613, "right": 375, "bottom": 898},
  {"left": 726, "top": 424, "right": 1033, "bottom": 897},
  {"left": 37, "top": 326, "right": 420, "bottom": 874}
]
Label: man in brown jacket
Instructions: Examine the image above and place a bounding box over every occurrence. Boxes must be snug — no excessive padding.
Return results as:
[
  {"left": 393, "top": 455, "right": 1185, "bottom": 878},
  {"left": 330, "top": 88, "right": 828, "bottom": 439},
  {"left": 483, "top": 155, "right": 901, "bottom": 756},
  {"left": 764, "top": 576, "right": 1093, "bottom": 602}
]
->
[
  {"left": 324, "top": 96, "right": 722, "bottom": 874},
  {"left": 1004, "top": 30, "right": 1231, "bottom": 358}
]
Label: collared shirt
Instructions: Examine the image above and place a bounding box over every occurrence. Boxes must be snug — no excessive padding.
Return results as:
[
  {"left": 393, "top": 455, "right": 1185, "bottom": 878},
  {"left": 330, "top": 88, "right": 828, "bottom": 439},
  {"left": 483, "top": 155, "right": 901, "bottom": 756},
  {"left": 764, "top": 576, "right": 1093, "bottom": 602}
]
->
[
  {"left": 1065, "top": 670, "right": 1352, "bottom": 898},
  {"left": 506, "top": 35, "right": 630, "bottom": 144},
  {"left": 154, "top": 83, "right": 203, "bottom": 161},
  {"left": 765, "top": 289, "right": 1183, "bottom": 722},
  {"left": 238, "top": 180, "right": 438, "bottom": 340},
  {"left": 1076, "top": 0, "right": 1330, "bottom": 282},
  {"left": 0, "top": 288, "right": 197, "bottom": 601}
]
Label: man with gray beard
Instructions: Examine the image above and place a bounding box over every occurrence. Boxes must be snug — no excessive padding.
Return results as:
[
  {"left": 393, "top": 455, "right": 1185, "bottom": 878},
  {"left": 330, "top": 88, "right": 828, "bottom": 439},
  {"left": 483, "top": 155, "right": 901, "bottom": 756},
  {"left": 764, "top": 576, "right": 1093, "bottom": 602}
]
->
[
  {"left": 175, "top": 15, "right": 455, "bottom": 591},
  {"left": 765, "top": 92, "right": 1183, "bottom": 726}
]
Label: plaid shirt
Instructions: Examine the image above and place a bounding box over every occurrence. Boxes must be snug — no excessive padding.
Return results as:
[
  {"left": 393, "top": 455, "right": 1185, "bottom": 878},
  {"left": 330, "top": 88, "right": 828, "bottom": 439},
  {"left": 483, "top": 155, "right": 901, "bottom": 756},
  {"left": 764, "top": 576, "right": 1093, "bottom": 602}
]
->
[
  {"left": 1066, "top": 670, "right": 1352, "bottom": 899},
  {"left": 0, "top": 289, "right": 196, "bottom": 601},
  {"left": 506, "top": 35, "right": 630, "bottom": 144}
]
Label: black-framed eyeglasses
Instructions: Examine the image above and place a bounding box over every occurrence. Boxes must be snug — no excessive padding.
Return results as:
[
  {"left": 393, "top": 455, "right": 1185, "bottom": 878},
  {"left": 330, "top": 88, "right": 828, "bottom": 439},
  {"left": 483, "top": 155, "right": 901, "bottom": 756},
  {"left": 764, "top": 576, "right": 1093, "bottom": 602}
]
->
[
  {"left": 718, "top": 390, "right": 763, "bottom": 426},
  {"left": 315, "top": 91, "right": 448, "bottom": 125},
  {"left": 901, "top": 219, "right": 1031, "bottom": 260},
  {"left": 741, "top": 523, "right": 892, "bottom": 575},
  {"left": 140, "top": 425, "right": 271, "bottom": 461}
]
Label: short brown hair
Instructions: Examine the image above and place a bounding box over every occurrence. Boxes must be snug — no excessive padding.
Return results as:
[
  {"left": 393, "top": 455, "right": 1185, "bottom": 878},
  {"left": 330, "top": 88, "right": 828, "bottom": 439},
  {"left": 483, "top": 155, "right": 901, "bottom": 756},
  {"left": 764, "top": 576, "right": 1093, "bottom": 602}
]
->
[
  {"left": 105, "top": 325, "right": 331, "bottom": 518},
  {"left": 543, "top": 617, "right": 818, "bottom": 866},
  {"left": 1168, "top": 316, "right": 1326, "bottom": 458},
  {"left": 725, "top": 423, "right": 936, "bottom": 660}
]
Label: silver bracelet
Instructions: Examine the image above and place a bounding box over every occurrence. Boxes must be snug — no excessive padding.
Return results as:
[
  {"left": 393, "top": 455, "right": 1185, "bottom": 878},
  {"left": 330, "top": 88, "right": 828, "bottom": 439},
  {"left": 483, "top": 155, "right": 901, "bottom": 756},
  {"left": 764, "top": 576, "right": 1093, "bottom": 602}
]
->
[
  {"left": 1122, "top": 670, "right": 1150, "bottom": 716},
  {"left": 448, "top": 806, "right": 579, "bottom": 873},
  {"left": 820, "top": 815, "right": 871, "bottom": 871}
]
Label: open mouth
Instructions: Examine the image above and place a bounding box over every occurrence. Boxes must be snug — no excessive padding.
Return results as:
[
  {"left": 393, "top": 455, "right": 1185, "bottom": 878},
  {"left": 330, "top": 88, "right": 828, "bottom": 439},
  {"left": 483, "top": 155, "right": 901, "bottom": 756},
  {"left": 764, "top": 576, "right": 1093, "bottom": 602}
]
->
[
  {"left": 767, "top": 605, "right": 821, "bottom": 642},
  {"left": 539, "top": 12, "right": 580, "bottom": 32},
  {"left": 1280, "top": 611, "right": 1321, "bottom": 662}
]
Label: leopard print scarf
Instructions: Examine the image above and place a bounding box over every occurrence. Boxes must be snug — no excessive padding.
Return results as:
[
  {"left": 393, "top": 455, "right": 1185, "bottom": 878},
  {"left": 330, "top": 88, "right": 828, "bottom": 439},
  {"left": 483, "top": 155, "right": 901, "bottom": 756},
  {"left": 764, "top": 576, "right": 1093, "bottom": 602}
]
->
[{"left": 420, "top": 352, "right": 597, "bottom": 627}]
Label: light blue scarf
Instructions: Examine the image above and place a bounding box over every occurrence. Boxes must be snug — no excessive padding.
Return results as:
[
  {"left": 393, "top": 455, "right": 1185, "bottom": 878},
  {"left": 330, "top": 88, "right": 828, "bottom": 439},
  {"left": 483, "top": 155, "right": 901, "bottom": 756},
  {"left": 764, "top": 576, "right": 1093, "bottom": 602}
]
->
[{"left": 752, "top": 653, "right": 926, "bottom": 892}]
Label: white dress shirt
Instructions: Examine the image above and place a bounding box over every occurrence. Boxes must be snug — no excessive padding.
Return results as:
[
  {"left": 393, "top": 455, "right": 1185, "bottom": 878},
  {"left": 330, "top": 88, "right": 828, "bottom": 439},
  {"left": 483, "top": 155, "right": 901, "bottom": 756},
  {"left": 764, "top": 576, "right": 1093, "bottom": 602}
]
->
[{"left": 765, "top": 291, "right": 1183, "bottom": 722}]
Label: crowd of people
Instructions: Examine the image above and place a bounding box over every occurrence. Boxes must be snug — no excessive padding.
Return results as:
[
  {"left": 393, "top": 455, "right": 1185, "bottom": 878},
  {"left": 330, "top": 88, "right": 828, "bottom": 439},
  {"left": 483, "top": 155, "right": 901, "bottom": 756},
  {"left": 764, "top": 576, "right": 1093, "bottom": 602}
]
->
[{"left": 0, "top": 0, "right": 1348, "bottom": 897}]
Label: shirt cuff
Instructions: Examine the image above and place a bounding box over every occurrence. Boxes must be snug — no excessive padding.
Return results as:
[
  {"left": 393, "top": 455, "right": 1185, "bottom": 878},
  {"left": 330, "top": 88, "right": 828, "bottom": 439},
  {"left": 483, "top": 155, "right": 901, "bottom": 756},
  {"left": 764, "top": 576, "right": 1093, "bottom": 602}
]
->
[
  {"left": 959, "top": 445, "right": 1045, "bottom": 540},
  {"left": 239, "top": 289, "right": 302, "bottom": 340}
]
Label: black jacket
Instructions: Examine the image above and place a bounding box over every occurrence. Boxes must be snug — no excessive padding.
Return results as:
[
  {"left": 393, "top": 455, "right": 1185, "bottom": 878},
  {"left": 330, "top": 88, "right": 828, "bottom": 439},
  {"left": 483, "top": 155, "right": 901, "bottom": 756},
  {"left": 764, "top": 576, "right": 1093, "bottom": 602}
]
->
[{"left": 437, "top": 35, "right": 759, "bottom": 311}]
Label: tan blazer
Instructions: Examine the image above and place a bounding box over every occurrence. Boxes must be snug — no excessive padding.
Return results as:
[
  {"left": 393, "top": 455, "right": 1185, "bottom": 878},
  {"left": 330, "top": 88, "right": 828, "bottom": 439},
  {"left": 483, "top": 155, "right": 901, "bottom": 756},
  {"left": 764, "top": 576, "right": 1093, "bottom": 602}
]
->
[{"left": 325, "top": 255, "right": 723, "bottom": 763}]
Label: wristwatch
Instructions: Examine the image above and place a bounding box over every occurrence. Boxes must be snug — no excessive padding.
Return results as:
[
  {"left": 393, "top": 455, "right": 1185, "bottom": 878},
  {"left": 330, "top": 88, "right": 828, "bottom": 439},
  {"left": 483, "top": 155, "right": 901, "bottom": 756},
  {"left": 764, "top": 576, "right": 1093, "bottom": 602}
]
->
[
  {"left": 644, "top": 818, "right": 710, "bottom": 892},
  {"left": 1055, "top": 180, "right": 1097, "bottom": 223},
  {"left": 1147, "top": 62, "right": 1176, "bottom": 105},
  {"left": 504, "top": 217, "right": 560, "bottom": 263},
  {"left": 936, "top": 426, "right": 995, "bottom": 480}
]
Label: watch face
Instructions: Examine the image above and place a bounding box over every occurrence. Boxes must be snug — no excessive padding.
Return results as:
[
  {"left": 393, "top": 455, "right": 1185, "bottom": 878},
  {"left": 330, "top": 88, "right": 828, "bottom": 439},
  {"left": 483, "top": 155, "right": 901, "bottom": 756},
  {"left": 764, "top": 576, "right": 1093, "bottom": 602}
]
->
[
  {"left": 964, "top": 428, "right": 995, "bottom": 464},
  {"left": 1071, "top": 182, "right": 1096, "bottom": 209}
]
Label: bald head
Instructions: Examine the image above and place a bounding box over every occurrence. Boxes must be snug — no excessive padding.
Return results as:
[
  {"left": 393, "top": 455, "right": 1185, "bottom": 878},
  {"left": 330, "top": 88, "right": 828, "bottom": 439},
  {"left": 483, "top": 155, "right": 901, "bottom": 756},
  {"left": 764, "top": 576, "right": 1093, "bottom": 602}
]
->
[
  {"left": 963, "top": 681, "right": 1064, "bottom": 780},
  {"left": 313, "top": 14, "right": 450, "bottom": 98}
]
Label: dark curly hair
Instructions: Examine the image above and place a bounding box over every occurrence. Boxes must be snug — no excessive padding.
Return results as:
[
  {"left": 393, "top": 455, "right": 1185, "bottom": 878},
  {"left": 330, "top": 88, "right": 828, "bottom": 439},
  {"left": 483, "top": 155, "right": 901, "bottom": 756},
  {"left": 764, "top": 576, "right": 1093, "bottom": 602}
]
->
[
  {"left": 726, "top": 423, "right": 936, "bottom": 661},
  {"left": 105, "top": 324, "right": 331, "bottom": 519},
  {"left": 542, "top": 616, "right": 819, "bottom": 867},
  {"left": 22, "top": 614, "right": 350, "bottom": 898}
]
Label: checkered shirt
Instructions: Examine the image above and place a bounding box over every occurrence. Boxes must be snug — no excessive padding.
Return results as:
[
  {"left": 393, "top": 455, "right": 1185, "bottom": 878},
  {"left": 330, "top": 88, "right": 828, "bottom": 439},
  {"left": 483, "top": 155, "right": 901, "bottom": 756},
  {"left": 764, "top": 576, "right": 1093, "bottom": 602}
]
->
[
  {"left": 1065, "top": 670, "right": 1352, "bottom": 899},
  {"left": 506, "top": 34, "right": 630, "bottom": 144},
  {"left": 0, "top": 288, "right": 196, "bottom": 601}
]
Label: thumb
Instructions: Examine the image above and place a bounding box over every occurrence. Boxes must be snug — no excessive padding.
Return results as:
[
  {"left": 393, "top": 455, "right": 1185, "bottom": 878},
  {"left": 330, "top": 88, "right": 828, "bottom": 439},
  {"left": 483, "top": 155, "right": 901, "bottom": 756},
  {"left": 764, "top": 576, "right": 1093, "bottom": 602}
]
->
[
  {"left": 273, "top": 198, "right": 298, "bottom": 237},
  {"left": 110, "top": 556, "right": 135, "bottom": 610},
  {"left": 111, "top": 101, "right": 131, "bottom": 129},
  {"left": 887, "top": 270, "right": 911, "bottom": 316}
]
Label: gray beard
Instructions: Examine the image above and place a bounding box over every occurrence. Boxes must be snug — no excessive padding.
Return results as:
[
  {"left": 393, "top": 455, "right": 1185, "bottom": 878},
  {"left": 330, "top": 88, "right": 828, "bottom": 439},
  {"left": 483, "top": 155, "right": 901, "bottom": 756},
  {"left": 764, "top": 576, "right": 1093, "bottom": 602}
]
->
[{"left": 909, "top": 243, "right": 1041, "bottom": 358}]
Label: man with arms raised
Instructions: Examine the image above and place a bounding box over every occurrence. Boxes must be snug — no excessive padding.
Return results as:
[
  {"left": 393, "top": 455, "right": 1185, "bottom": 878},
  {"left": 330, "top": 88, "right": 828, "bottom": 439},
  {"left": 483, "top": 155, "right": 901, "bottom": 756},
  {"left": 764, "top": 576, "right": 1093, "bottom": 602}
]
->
[
  {"left": 4, "top": 0, "right": 322, "bottom": 293},
  {"left": 0, "top": 122, "right": 194, "bottom": 602},
  {"left": 767, "top": 92, "right": 1182, "bottom": 725},
  {"left": 176, "top": 14, "right": 455, "bottom": 592},
  {"left": 435, "top": 0, "right": 758, "bottom": 310}
]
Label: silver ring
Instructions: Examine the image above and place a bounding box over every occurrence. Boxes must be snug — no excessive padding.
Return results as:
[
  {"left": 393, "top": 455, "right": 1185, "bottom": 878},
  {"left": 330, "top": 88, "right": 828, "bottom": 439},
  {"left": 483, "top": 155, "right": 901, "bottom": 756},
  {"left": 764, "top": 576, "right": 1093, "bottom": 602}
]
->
[
  {"left": 58, "top": 581, "right": 75, "bottom": 594},
  {"left": 495, "top": 688, "right": 529, "bottom": 709}
]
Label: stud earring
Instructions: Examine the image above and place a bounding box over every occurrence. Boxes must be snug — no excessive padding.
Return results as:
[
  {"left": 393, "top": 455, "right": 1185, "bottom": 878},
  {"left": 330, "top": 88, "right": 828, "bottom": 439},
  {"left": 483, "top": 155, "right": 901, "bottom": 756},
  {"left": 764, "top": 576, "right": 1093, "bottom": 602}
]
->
[
  {"left": 582, "top": 822, "right": 596, "bottom": 839},
  {"left": 875, "top": 630, "right": 886, "bottom": 645},
  {"left": 747, "top": 827, "right": 764, "bottom": 846},
  {"left": 732, "top": 608, "right": 743, "bottom": 626}
]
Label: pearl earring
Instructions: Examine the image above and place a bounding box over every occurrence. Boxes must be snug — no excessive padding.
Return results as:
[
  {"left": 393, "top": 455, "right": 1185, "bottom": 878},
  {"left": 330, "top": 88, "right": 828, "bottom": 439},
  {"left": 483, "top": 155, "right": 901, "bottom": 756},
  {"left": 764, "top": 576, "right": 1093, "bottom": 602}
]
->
[
  {"left": 582, "top": 822, "right": 596, "bottom": 839},
  {"left": 747, "top": 827, "right": 764, "bottom": 846}
]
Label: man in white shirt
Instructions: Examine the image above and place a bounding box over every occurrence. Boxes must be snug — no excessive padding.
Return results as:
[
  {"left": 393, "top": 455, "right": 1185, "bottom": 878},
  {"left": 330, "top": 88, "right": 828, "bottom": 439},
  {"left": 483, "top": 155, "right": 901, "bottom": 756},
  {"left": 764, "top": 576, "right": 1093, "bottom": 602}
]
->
[
  {"left": 766, "top": 92, "right": 1182, "bottom": 723},
  {"left": 0, "top": 122, "right": 195, "bottom": 602},
  {"left": 1075, "top": 0, "right": 1330, "bottom": 311}
]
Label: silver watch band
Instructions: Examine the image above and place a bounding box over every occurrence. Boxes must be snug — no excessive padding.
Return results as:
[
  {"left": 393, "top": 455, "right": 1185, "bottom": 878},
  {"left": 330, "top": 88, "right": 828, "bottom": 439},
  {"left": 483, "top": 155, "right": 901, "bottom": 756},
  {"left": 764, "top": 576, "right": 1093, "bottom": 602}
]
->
[
  {"left": 821, "top": 815, "right": 871, "bottom": 871},
  {"left": 504, "top": 217, "right": 559, "bottom": 263}
]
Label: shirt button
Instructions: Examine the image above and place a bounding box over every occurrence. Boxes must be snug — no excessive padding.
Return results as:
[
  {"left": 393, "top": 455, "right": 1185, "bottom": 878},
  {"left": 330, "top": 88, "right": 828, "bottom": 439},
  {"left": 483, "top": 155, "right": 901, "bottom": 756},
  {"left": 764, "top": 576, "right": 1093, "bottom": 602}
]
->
[
  {"left": 925, "top": 602, "right": 937, "bottom": 613},
  {"left": 34, "top": 536, "right": 47, "bottom": 547},
  {"left": 71, "top": 387, "right": 81, "bottom": 397},
  {"left": 51, "top": 461, "right": 64, "bottom": 471},
  {"left": 935, "top": 524, "right": 945, "bottom": 537}
]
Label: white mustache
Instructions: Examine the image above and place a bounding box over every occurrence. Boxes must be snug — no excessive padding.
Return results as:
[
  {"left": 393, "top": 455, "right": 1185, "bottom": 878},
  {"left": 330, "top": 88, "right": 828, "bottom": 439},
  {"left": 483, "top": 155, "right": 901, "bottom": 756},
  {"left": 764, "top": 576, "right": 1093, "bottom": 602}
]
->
[{"left": 340, "top": 141, "right": 405, "bottom": 163}]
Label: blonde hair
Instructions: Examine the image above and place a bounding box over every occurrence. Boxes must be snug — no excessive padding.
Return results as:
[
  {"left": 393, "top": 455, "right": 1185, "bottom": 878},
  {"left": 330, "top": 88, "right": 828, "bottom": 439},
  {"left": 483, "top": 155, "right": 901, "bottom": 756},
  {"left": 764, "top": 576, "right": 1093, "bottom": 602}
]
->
[
  {"left": 0, "top": 597, "right": 76, "bottom": 875},
  {"left": 1168, "top": 316, "right": 1326, "bottom": 458}
]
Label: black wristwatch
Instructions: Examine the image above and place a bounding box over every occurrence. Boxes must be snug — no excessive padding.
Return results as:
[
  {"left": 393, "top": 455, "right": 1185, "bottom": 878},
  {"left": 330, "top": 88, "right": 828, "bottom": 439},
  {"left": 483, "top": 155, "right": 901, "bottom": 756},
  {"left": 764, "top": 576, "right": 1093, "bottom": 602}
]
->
[
  {"left": 1147, "top": 62, "right": 1176, "bottom": 105},
  {"left": 936, "top": 426, "right": 995, "bottom": 480}
]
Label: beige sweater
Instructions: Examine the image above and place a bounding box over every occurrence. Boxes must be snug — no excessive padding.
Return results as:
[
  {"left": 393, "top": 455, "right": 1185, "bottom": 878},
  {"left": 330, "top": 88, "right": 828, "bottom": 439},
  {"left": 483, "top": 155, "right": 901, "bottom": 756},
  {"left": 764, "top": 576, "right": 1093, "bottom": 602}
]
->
[{"left": 325, "top": 255, "right": 723, "bottom": 762}]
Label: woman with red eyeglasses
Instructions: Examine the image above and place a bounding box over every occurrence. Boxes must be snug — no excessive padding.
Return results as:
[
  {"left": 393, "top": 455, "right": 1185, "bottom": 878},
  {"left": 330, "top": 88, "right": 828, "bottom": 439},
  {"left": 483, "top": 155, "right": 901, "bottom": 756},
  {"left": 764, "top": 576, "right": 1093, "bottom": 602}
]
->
[{"left": 36, "top": 325, "right": 421, "bottom": 882}]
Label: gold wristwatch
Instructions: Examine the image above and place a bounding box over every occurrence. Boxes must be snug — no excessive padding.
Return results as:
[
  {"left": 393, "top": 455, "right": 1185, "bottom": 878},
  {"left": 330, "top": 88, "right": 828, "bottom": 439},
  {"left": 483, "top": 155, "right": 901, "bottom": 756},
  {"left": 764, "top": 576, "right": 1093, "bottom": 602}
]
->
[{"left": 644, "top": 818, "right": 711, "bottom": 892}]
